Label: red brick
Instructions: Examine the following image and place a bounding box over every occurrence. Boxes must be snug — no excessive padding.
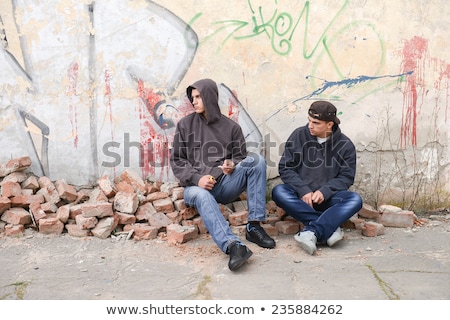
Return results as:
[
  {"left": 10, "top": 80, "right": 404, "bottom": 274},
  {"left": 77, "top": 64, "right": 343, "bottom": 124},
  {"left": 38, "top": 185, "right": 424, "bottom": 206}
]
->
[
  {"left": 276, "top": 206, "right": 286, "bottom": 219},
  {"left": 152, "top": 198, "right": 174, "bottom": 213},
  {"left": 230, "top": 225, "right": 246, "bottom": 236},
  {"left": 275, "top": 220, "right": 301, "bottom": 235},
  {"left": 166, "top": 224, "right": 198, "bottom": 245},
  {"left": 116, "top": 212, "right": 137, "bottom": 225},
  {"left": 232, "top": 200, "right": 247, "bottom": 212},
  {"left": 69, "top": 204, "right": 83, "bottom": 219},
  {"left": 1, "top": 207, "right": 31, "bottom": 225},
  {"left": 115, "top": 181, "right": 135, "bottom": 193},
  {"left": 9, "top": 194, "right": 44, "bottom": 207},
  {"left": 166, "top": 211, "right": 182, "bottom": 224},
  {"left": 36, "top": 185, "right": 60, "bottom": 204},
  {"left": 76, "top": 215, "right": 98, "bottom": 229},
  {"left": 146, "top": 191, "right": 169, "bottom": 202},
  {"left": 170, "top": 187, "right": 185, "bottom": 201},
  {"left": 146, "top": 182, "right": 159, "bottom": 194},
  {"left": 262, "top": 223, "right": 278, "bottom": 237},
  {"left": 135, "top": 202, "right": 157, "bottom": 221},
  {"left": 80, "top": 202, "right": 114, "bottom": 218},
  {"left": 29, "top": 202, "right": 47, "bottom": 222},
  {"left": 56, "top": 205, "right": 70, "bottom": 223},
  {"left": 41, "top": 202, "right": 58, "bottom": 213},
  {"left": 219, "top": 204, "right": 233, "bottom": 220},
  {"left": 91, "top": 216, "right": 117, "bottom": 239},
  {"left": 97, "top": 175, "right": 117, "bottom": 198},
  {"left": 1, "top": 181, "right": 22, "bottom": 197},
  {"left": 2, "top": 172, "right": 27, "bottom": 183},
  {"left": 378, "top": 210, "right": 416, "bottom": 228},
  {"left": 0, "top": 196, "right": 11, "bottom": 214},
  {"left": 118, "top": 169, "right": 146, "bottom": 193},
  {"left": 173, "top": 199, "right": 186, "bottom": 211},
  {"left": 65, "top": 223, "right": 90, "bottom": 237},
  {"left": 147, "top": 211, "right": 172, "bottom": 229},
  {"left": 113, "top": 191, "right": 138, "bottom": 214},
  {"left": 192, "top": 216, "right": 208, "bottom": 234},
  {"left": 89, "top": 188, "right": 108, "bottom": 202},
  {"left": 21, "top": 175, "right": 39, "bottom": 191},
  {"left": 265, "top": 215, "right": 281, "bottom": 226},
  {"left": 39, "top": 217, "right": 64, "bottom": 234},
  {"left": 5, "top": 224, "right": 25, "bottom": 236},
  {"left": 55, "top": 179, "right": 78, "bottom": 202},
  {"left": 358, "top": 203, "right": 381, "bottom": 219},
  {"left": 228, "top": 210, "right": 248, "bottom": 226},
  {"left": 365, "top": 221, "right": 385, "bottom": 236},
  {"left": 266, "top": 200, "right": 278, "bottom": 215},
  {"left": 0, "top": 156, "right": 32, "bottom": 177},
  {"left": 123, "top": 223, "right": 158, "bottom": 240},
  {"left": 180, "top": 206, "right": 198, "bottom": 220}
]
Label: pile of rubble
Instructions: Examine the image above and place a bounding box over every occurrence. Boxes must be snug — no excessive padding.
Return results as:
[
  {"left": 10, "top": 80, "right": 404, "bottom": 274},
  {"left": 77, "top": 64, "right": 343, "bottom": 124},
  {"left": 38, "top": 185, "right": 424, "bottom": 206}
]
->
[{"left": 0, "top": 156, "right": 420, "bottom": 244}]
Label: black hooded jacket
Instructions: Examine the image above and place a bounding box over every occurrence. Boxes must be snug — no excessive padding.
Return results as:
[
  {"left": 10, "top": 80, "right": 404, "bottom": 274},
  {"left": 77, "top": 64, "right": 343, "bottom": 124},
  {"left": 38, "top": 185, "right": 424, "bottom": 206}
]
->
[
  {"left": 278, "top": 123, "right": 357, "bottom": 201},
  {"left": 170, "top": 79, "right": 247, "bottom": 186}
]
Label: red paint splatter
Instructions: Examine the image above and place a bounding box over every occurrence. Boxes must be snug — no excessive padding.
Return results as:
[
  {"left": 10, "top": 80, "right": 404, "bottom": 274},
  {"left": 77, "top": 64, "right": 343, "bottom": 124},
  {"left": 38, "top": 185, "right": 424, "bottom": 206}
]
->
[
  {"left": 104, "top": 69, "right": 115, "bottom": 176},
  {"left": 228, "top": 99, "right": 240, "bottom": 122},
  {"left": 67, "top": 62, "right": 79, "bottom": 148},
  {"left": 399, "top": 36, "right": 428, "bottom": 148},
  {"left": 399, "top": 36, "right": 450, "bottom": 147},
  {"left": 136, "top": 80, "right": 172, "bottom": 181}
]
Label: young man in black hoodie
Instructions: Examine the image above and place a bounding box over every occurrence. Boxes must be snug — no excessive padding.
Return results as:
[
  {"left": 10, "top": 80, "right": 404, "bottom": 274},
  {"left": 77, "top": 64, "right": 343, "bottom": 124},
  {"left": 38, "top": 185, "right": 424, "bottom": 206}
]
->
[
  {"left": 170, "top": 79, "right": 275, "bottom": 271},
  {"left": 272, "top": 101, "right": 363, "bottom": 255}
]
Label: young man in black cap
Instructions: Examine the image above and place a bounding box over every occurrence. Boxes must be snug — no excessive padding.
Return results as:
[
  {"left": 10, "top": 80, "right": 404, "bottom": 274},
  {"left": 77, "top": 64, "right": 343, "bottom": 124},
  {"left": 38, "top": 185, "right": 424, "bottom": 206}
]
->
[{"left": 272, "top": 101, "right": 362, "bottom": 255}]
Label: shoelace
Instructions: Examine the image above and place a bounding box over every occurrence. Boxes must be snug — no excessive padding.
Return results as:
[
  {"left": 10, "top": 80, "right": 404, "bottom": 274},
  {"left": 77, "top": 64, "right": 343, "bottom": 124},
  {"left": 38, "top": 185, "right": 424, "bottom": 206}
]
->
[{"left": 248, "top": 225, "right": 264, "bottom": 238}]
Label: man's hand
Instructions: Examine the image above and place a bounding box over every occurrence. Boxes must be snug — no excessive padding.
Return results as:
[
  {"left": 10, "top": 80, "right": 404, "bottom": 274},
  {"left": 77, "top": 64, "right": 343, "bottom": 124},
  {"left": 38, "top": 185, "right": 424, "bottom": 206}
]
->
[
  {"left": 198, "top": 175, "right": 216, "bottom": 190},
  {"left": 311, "top": 190, "right": 324, "bottom": 204},
  {"left": 219, "top": 159, "right": 235, "bottom": 175},
  {"left": 302, "top": 190, "right": 324, "bottom": 207},
  {"left": 301, "top": 192, "right": 314, "bottom": 207}
]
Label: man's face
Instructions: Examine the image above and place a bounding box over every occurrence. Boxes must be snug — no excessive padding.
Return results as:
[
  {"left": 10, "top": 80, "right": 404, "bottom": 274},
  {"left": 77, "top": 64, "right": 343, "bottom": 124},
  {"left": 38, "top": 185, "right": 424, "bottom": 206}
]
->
[
  {"left": 308, "top": 116, "right": 334, "bottom": 138},
  {"left": 191, "top": 88, "right": 205, "bottom": 116}
]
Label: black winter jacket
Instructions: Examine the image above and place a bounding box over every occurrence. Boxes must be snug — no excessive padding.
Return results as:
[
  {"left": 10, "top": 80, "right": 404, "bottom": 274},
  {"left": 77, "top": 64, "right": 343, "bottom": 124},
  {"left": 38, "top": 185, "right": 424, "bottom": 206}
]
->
[
  {"left": 170, "top": 79, "right": 247, "bottom": 186},
  {"left": 278, "top": 123, "right": 356, "bottom": 201}
]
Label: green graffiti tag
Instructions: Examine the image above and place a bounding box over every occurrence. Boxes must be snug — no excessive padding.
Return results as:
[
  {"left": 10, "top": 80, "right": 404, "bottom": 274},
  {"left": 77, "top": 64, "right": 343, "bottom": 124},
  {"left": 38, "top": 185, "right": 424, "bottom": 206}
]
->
[{"left": 189, "top": 0, "right": 351, "bottom": 57}]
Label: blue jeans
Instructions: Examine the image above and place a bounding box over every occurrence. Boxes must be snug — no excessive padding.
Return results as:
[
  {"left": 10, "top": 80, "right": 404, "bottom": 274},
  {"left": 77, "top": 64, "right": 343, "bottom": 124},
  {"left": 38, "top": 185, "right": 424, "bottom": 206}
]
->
[
  {"left": 272, "top": 184, "right": 362, "bottom": 243},
  {"left": 183, "top": 153, "right": 267, "bottom": 253}
]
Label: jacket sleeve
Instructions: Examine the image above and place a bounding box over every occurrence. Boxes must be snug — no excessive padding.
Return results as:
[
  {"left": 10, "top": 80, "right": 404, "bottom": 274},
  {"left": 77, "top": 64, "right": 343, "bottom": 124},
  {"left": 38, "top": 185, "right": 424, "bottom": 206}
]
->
[
  {"left": 278, "top": 133, "right": 312, "bottom": 198},
  {"left": 170, "top": 124, "right": 202, "bottom": 186}
]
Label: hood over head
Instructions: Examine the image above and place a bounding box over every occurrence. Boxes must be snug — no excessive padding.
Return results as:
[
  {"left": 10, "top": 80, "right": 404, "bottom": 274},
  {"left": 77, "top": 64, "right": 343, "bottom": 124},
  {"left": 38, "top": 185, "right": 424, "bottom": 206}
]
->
[{"left": 186, "top": 78, "right": 222, "bottom": 123}]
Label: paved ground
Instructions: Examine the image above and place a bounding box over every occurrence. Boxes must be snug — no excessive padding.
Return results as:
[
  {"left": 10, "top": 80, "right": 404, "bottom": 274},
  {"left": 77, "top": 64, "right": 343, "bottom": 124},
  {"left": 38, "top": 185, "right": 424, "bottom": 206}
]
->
[{"left": 0, "top": 215, "right": 449, "bottom": 300}]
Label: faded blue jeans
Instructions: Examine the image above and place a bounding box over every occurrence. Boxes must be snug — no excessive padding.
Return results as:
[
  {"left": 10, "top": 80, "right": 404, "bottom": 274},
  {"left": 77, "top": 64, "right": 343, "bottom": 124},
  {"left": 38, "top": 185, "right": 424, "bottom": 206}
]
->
[
  {"left": 183, "top": 153, "right": 267, "bottom": 253},
  {"left": 272, "top": 184, "right": 362, "bottom": 243}
]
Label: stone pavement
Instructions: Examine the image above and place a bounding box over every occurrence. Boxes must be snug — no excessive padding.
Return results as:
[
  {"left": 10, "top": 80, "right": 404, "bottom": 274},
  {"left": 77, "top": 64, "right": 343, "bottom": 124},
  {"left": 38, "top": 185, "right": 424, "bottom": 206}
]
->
[{"left": 0, "top": 216, "right": 449, "bottom": 300}]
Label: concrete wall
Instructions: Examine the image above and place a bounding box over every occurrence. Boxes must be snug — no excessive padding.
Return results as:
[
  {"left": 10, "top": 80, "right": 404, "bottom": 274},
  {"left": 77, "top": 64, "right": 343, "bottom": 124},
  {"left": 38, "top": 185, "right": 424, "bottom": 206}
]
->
[{"left": 1, "top": 0, "right": 449, "bottom": 210}]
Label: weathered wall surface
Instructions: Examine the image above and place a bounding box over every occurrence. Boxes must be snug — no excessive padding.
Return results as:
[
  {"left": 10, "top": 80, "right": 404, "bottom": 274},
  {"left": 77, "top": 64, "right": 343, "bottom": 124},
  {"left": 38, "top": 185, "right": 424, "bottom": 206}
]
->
[{"left": 1, "top": 0, "right": 449, "bottom": 210}]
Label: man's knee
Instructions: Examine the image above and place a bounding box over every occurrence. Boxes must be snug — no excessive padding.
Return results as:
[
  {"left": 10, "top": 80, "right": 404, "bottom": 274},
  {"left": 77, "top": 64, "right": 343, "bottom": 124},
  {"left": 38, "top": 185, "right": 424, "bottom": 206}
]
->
[
  {"left": 271, "top": 184, "right": 287, "bottom": 203},
  {"left": 242, "top": 152, "right": 266, "bottom": 169}
]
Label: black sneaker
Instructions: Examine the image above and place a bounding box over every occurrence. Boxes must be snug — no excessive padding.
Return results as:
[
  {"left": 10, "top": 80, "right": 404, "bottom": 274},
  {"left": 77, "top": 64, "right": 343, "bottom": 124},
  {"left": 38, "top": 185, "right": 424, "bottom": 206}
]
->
[
  {"left": 246, "top": 224, "right": 276, "bottom": 249},
  {"left": 228, "top": 241, "right": 253, "bottom": 271}
]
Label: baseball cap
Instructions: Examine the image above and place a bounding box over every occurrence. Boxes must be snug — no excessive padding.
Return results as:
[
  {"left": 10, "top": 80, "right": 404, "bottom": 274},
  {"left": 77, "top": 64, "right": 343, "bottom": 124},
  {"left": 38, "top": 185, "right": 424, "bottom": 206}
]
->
[{"left": 308, "top": 101, "right": 340, "bottom": 124}]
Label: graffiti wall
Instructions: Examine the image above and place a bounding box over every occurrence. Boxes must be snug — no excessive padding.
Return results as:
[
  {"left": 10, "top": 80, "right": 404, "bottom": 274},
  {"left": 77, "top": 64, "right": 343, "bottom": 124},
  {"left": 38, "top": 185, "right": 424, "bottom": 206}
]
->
[{"left": 1, "top": 0, "right": 449, "bottom": 209}]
